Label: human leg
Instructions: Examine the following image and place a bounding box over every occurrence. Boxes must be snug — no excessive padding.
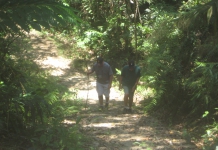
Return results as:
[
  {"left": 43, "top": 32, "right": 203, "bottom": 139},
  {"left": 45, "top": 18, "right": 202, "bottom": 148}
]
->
[
  {"left": 103, "top": 83, "right": 110, "bottom": 108},
  {"left": 123, "top": 86, "right": 129, "bottom": 107},
  {"left": 98, "top": 95, "right": 103, "bottom": 106},
  {"left": 123, "top": 86, "right": 130, "bottom": 113},
  {"left": 96, "top": 82, "right": 104, "bottom": 109},
  {"left": 103, "top": 83, "right": 110, "bottom": 104},
  {"left": 124, "top": 94, "right": 129, "bottom": 107},
  {"left": 129, "top": 89, "right": 135, "bottom": 108},
  {"left": 128, "top": 86, "right": 135, "bottom": 112},
  {"left": 105, "top": 97, "right": 109, "bottom": 109}
]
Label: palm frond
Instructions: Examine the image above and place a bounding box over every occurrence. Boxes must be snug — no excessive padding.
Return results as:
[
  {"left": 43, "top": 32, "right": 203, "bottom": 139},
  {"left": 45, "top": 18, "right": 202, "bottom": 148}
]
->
[
  {"left": 176, "top": 0, "right": 218, "bottom": 31},
  {"left": 0, "top": 0, "right": 81, "bottom": 32}
]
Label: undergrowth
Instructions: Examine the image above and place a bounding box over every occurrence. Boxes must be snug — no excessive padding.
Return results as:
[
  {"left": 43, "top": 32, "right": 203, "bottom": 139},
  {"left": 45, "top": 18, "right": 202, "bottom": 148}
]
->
[{"left": 0, "top": 31, "right": 88, "bottom": 150}]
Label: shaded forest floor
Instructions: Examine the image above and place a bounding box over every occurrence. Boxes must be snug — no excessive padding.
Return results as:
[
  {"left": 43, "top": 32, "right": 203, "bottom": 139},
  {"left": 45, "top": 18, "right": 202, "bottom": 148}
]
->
[{"left": 23, "top": 30, "right": 202, "bottom": 150}]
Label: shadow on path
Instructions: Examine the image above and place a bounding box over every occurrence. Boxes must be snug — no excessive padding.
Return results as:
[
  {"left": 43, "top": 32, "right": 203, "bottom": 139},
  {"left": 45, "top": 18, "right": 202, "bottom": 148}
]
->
[{"left": 26, "top": 30, "right": 199, "bottom": 150}]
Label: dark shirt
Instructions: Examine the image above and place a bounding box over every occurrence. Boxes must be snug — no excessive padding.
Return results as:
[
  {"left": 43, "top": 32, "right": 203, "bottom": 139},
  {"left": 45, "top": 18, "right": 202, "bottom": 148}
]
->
[
  {"left": 91, "top": 62, "right": 113, "bottom": 84},
  {"left": 121, "top": 65, "right": 141, "bottom": 87}
]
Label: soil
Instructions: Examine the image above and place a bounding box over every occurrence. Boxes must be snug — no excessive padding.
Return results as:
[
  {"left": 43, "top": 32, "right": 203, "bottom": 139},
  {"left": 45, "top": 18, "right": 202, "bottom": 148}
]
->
[{"left": 26, "top": 30, "right": 201, "bottom": 150}]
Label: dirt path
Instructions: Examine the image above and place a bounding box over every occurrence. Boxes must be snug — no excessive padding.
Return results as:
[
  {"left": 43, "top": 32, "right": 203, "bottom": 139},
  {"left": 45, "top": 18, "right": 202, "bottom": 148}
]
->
[{"left": 27, "top": 30, "right": 199, "bottom": 150}]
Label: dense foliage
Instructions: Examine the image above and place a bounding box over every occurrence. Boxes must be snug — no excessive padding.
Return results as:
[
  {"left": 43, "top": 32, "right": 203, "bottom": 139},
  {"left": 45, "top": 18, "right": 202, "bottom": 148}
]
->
[
  {"left": 73, "top": 0, "right": 218, "bottom": 149},
  {"left": 1, "top": 0, "right": 218, "bottom": 149},
  {"left": 0, "top": 0, "right": 83, "bottom": 149}
]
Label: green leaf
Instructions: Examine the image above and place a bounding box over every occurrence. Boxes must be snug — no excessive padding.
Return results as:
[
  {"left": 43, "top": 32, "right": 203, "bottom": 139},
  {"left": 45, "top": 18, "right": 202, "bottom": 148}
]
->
[
  {"left": 115, "top": 68, "right": 121, "bottom": 75},
  {"left": 207, "top": 6, "right": 213, "bottom": 24},
  {"left": 0, "top": 0, "right": 80, "bottom": 33},
  {"left": 202, "top": 111, "right": 209, "bottom": 118},
  {"left": 76, "top": 116, "right": 82, "bottom": 125},
  {"left": 37, "top": 21, "right": 50, "bottom": 29},
  {"left": 30, "top": 22, "right": 41, "bottom": 31},
  {"left": 206, "top": 129, "right": 212, "bottom": 136}
]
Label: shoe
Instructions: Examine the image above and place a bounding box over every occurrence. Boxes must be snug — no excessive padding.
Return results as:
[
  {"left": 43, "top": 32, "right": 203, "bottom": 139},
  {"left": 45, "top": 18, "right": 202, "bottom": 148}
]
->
[
  {"left": 123, "top": 108, "right": 132, "bottom": 114},
  {"left": 128, "top": 108, "right": 132, "bottom": 114},
  {"left": 105, "top": 103, "right": 109, "bottom": 109},
  {"left": 123, "top": 108, "right": 128, "bottom": 114},
  {"left": 98, "top": 106, "right": 104, "bottom": 111}
]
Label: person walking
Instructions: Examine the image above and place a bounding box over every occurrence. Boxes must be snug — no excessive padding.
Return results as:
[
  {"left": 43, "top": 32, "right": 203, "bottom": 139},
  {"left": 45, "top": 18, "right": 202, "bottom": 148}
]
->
[
  {"left": 119, "top": 60, "right": 141, "bottom": 113},
  {"left": 87, "top": 57, "right": 113, "bottom": 110}
]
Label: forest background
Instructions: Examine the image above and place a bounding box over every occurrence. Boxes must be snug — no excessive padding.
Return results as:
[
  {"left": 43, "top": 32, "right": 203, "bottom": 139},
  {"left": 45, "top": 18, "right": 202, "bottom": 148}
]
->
[{"left": 0, "top": 0, "right": 218, "bottom": 149}]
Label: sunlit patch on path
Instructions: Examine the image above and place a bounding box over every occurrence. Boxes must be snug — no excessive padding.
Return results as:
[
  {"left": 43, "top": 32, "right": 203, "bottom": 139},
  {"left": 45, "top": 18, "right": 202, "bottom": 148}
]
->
[{"left": 27, "top": 30, "right": 199, "bottom": 150}]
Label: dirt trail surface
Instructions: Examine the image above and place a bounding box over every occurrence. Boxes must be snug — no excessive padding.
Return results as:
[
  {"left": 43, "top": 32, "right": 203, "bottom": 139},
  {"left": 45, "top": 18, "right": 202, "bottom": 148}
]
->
[{"left": 27, "top": 31, "right": 199, "bottom": 150}]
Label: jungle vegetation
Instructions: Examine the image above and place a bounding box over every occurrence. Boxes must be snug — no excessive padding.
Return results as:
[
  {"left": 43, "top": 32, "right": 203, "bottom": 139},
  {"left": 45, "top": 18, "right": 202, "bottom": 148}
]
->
[{"left": 0, "top": 0, "right": 218, "bottom": 149}]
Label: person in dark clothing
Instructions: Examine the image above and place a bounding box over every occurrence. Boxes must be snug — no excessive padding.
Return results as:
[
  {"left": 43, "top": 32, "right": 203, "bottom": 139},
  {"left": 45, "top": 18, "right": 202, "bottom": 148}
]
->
[
  {"left": 87, "top": 57, "right": 113, "bottom": 110},
  {"left": 119, "top": 60, "right": 141, "bottom": 113}
]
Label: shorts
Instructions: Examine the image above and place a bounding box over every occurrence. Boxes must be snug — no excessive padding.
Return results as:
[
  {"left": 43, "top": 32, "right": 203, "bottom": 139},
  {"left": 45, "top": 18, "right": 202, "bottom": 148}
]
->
[
  {"left": 123, "top": 86, "right": 135, "bottom": 96},
  {"left": 96, "top": 82, "right": 110, "bottom": 97}
]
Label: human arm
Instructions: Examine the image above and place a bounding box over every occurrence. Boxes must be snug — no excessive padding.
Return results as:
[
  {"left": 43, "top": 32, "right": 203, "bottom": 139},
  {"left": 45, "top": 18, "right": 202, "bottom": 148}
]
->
[
  {"left": 119, "top": 67, "right": 125, "bottom": 90},
  {"left": 119, "top": 75, "right": 123, "bottom": 90},
  {"left": 87, "top": 69, "right": 94, "bottom": 75},
  {"left": 131, "top": 77, "right": 140, "bottom": 92},
  {"left": 108, "top": 65, "right": 113, "bottom": 89},
  {"left": 108, "top": 75, "right": 113, "bottom": 89},
  {"left": 131, "top": 66, "right": 141, "bottom": 92},
  {"left": 87, "top": 65, "right": 95, "bottom": 75}
]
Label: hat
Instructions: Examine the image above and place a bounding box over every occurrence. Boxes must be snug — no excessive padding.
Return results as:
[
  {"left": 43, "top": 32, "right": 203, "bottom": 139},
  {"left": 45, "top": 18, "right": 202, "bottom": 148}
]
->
[
  {"left": 97, "top": 57, "right": 103, "bottom": 64},
  {"left": 128, "top": 60, "right": 135, "bottom": 68}
]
